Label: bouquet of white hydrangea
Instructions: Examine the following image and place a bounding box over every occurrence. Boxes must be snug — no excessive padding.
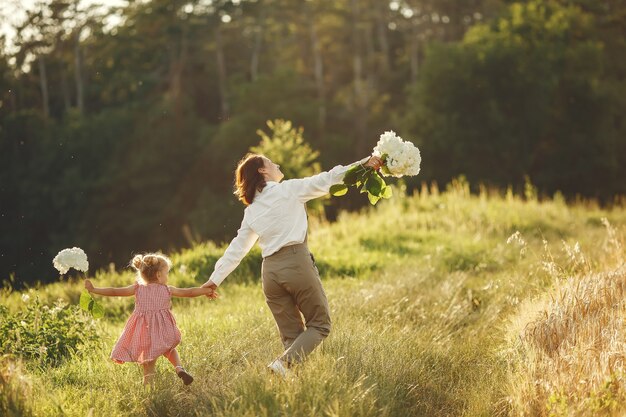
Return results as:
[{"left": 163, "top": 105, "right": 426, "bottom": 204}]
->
[
  {"left": 52, "top": 247, "right": 103, "bottom": 318},
  {"left": 331, "top": 131, "right": 421, "bottom": 204},
  {"left": 373, "top": 131, "right": 421, "bottom": 178},
  {"left": 53, "top": 247, "right": 89, "bottom": 274}
]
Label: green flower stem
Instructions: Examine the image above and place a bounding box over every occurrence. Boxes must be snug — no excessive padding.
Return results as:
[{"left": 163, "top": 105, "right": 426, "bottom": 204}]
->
[{"left": 330, "top": 163, "right": 393, "bottom": 205}]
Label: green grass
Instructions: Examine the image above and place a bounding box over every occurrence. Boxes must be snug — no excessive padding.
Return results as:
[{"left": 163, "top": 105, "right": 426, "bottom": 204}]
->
[{"left": 1, "top": 183, "right": 625, "bottom": 416}]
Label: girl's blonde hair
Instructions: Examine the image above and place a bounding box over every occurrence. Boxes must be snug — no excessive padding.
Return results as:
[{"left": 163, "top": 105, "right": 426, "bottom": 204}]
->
[{"left": 130, "top": 253, "right": 172, "bottom": 284}]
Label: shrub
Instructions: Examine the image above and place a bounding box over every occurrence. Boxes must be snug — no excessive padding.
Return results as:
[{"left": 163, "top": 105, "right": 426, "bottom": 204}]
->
[{"left": 0, "top": 298, "right": 99, "bottom": 366}]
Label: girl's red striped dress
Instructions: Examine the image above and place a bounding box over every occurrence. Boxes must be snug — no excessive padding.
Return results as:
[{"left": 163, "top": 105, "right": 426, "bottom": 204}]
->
[{"left": 111, "top": 283, "right": 181, "bottom": 364}]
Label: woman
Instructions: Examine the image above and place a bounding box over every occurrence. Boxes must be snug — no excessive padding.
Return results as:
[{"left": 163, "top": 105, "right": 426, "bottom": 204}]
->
[{"left": 202, "top": 153, "right": 383, "bottom": 375}]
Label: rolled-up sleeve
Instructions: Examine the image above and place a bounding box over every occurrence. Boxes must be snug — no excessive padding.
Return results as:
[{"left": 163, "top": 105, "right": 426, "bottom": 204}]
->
[
  {"left": 282, "top": 158, "right": 368, "bottom": 202},
  {"left": 208, "top": 217, "right": 258, "bottom": 286}
]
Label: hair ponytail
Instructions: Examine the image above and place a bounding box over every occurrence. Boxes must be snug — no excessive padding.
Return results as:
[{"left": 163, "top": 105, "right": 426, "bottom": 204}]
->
[
  {"left": 129, "top": 253, "right": 172, "bottom": 284},
  {"left": 234, "top": 153, "right": 267, "bottom": 206}
]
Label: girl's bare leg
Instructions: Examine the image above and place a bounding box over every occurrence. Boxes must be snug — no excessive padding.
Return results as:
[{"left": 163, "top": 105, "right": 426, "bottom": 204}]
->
[
  {"left": 142, "top": 360, "right": 157, "bottom": 385},
  {"left": 163, "top": 348, "right": 182, "bottom": 368},
  {"left": 164, "top": 348, "right": 194, "bottom": 385}
]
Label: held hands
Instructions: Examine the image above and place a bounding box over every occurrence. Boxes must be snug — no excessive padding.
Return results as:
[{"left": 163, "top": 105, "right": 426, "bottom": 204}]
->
[
  {"left": 84, "top": 279, "right": 94, "bottom": 292},
  {"left": 201, "top": 281, "right": 219, "bottom": 299}
]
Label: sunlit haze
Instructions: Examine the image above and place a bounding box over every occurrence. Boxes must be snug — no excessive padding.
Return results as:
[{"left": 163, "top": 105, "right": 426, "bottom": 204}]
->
[{"left": 0, "top": 0, "right": 129, "bottom": 54}]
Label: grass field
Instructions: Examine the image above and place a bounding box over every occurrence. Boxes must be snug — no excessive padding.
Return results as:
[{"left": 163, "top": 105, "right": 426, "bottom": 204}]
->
[{"left": 2, "top": 180, "right": 625, "bottom": 416}]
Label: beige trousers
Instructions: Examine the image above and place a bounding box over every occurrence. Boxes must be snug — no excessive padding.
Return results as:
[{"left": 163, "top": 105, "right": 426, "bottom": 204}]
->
[{"left": 261, "top": 243, "right": 331, "bottom": 364}]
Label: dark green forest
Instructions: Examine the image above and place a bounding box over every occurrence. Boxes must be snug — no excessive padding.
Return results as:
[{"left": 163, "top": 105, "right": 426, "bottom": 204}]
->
[{"left": 1, "top": 0, "right": 624, "bottom": 285}]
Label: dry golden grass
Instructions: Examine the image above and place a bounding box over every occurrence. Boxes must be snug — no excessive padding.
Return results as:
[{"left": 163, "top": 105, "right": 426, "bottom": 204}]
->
[
  {"left": 0, "top": 355, "right": 34, "bottom": 416},
  {"left": 504, "top": 219, "right": 626, "bottom": 416}
]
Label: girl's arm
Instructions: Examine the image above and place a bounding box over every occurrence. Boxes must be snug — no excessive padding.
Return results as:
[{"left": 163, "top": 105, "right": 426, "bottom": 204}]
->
[
  {"left": 168, "top": 286, "right": 216, "bottom": 298},
  {"left": 84, "top": 279, "right": 135, "bottom": 297}
]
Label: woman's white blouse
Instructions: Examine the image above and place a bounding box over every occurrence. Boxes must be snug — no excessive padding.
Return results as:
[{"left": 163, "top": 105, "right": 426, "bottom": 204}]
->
[{"left": 208, "top": 159, "right": 365, "bottom": 286}]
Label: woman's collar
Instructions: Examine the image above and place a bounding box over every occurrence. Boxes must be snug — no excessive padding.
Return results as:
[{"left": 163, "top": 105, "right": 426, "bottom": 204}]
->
[
  {"left": 255, "top": 181, "right": 278, "bottom": 198},
  {"left": 263, "top": 181, "right": 279, "bottom": 190}
]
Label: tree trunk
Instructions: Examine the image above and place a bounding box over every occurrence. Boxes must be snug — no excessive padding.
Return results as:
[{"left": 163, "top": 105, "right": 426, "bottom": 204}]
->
[
  {"left": 61, "top": 66, "right": 71, "bottom": 113},
  {"left": 169, "top": 25, "right": 188, "bottom": 97},
  {"left": 38, "top": 55, "right": 50, "bottom": 118},
  {"left": 376, "top": 14, "right": 390, "bottom": 73},
  {"left": 364, "top": 21, "right": 377, "bottom": 92},
  {"left": 250, "top": 8, "right": 265, "bottom": 82},
  {"left": 215, "top": 25, "right": 230, "bottom": 120},
  {"left": 74, "top": 30, "right": 84, "bottom": 114},
  {"left": 310, "top": 19, "right": 326, "bottom": 134},
  {"left": 409, "top": 22, "right": 420, "bottom": 83},
  {"left": 168, "top": 23, "right": 189, "bottom": 123},
  {"left": 351, "top": 0, "right": 368, "bottom": 156},
  {"left": 250, "top": 27, "right": 262, "bottom": 81}
]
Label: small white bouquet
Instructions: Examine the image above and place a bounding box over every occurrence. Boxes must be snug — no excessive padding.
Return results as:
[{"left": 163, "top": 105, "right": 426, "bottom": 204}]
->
[
  {"left": 53, "top": 247, "right": 89, "bottom": 274},
  {"left": 331, "top": 131, "right": 421, "bottom": 204},
  {"left": 53, "top": 247, "right": 103, "bottom": 318}
]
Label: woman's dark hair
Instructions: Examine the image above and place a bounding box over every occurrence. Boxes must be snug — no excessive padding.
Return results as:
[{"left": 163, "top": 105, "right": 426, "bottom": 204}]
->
[{"left": 234, "top": 153, "right": 267, "bottom": 205}]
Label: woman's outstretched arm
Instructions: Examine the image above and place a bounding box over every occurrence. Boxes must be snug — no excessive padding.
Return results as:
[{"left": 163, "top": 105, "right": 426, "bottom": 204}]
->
[
  {"left": 202, "top": 216, "right": 258, "bottom": 288},
  {"left": 84, "top": 279, "right": 135, "bottom": 297},
  {"left": 282, "top": 156, "right": 383, "bottom": 202}
]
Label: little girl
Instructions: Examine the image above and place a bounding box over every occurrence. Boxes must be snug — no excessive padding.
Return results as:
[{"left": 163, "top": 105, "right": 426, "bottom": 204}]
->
[{"left": 84, "top": 252, "right": 215, "bottom": 385}]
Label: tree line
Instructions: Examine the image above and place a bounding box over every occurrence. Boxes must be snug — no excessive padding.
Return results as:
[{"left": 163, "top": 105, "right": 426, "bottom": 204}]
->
[{"left": 1, "top": 0, "right": 624, "bottom": 285}]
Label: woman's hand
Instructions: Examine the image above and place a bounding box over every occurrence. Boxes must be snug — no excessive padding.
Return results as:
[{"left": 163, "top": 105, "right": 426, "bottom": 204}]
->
[
  {"left": 201, "top": 280, "right": 219, "bottom": 299},
  {"left": 364, "top": 156, "right": 383, "bottom": 170},
  {"left": 84, "top": 279, "right": 94, "bottom": 292}
]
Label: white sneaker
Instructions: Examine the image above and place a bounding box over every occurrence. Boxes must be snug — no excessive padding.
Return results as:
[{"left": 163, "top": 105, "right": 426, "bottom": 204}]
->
[{"left": 267, "top": 359, "right": 289, "bottom": 377}]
